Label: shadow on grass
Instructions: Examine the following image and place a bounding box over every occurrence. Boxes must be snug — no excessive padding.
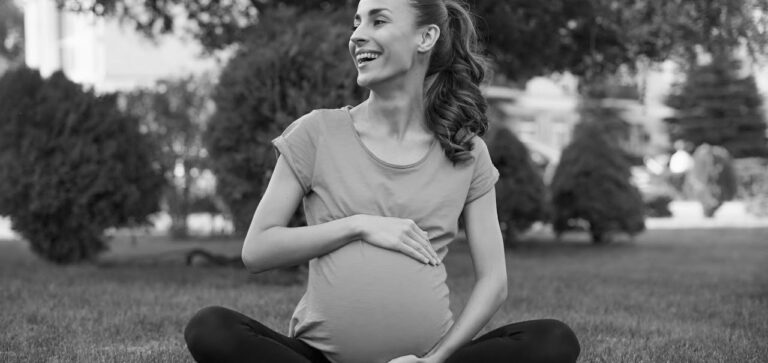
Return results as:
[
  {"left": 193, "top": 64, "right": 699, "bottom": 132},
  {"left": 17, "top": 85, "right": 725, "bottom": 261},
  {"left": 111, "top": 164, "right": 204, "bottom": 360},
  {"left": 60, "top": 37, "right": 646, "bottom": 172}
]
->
[
  {"left": 96, "top": 248, "right": 308, "bottom": 286},
  {"left": 499, "top": 226, "right": 768, "bottom": 254},
  {"left": 451, "top": 231, "right": 639, "bottom": 258}
]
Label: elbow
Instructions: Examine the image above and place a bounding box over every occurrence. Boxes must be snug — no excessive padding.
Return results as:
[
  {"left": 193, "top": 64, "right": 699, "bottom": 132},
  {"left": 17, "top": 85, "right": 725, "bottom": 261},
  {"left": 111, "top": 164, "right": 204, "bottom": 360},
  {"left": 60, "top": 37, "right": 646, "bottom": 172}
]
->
[
  {"left": 242, "top": 250, "right": 270, "bottom": 274},
  {"left": 497, "top": 279, "right": 508, "bottom": 302},
  {"left": 241, "top": 249, "right": 259, "bottom": 273},
  {"left": 241, "top": 235, "right": 269, "bottom": 274},
  {"left": 488, "top": 274, "right": 508, "bottom": 303}
]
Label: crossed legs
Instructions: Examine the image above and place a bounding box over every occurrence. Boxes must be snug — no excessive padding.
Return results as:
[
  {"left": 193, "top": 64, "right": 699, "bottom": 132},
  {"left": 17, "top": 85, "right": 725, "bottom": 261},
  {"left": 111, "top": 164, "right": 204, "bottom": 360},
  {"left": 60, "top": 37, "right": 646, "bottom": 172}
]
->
[{"left": 184, "top": 306, "right": 580, "bottom": 363}]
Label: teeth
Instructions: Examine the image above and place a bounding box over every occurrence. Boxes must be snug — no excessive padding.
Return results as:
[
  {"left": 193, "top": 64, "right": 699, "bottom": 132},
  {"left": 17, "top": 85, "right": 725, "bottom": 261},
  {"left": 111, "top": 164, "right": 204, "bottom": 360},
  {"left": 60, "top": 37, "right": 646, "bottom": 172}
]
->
[{"left": 356, "top": 52, "right": 380, "bottom": 63}]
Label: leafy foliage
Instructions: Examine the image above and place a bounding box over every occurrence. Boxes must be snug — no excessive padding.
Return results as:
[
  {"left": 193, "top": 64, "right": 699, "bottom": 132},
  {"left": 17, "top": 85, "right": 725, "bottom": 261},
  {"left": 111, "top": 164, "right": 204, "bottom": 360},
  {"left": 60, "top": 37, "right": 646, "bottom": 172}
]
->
[
  {"left": 204, "top": 7, "right": 364, "bottom": 234},
  {"left": 480, "top": 0, "right": 768, "bottom": 80},
  {"left": 486, "top": 124, "right": 547, "bottom": 245},
  {"left": 733, "top": 157, "right": 768, "bottom": 217},
  {"left": 664, "top": 54, "right": 768, "bottom": 158},
  {"left": 54, "top": 0, "right": 355, "bottom": 52},
  {"left": 56, "top": 0, "right": 768, "bottom": 82},
  {"left": 550, "top": 121, "right": 645, "bottom": 243},
  {"left": 123, "top": 76, "right": 216, "bottom": 238},
  {"left": 0, "top": 68, "right": 165, "bottom": 263},
  {"left": 685, "top": 144, "right": 738, "bottom": 217}
]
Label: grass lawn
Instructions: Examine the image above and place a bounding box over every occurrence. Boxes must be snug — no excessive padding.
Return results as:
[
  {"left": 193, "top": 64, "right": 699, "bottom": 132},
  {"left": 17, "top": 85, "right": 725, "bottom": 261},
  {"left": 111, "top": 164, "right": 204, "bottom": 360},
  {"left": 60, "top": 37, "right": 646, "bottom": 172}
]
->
[{"left": 1, "top": 228, "right": 767, "bottom": 362}]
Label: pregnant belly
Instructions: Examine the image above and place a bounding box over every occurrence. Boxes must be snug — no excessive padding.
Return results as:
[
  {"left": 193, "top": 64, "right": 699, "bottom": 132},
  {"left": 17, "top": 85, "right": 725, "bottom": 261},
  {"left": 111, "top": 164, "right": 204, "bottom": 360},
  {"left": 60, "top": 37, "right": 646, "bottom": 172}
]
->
[{"left": 298, "top": 240, "right": 453, "bottom": 363}]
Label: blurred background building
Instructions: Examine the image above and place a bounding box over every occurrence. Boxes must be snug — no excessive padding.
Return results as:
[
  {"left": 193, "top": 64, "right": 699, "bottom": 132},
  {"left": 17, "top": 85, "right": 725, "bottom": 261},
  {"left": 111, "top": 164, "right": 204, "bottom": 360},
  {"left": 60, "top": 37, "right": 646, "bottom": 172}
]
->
[
  {"left": 23, "top": 0, "right": 218, "bottom": 92},
  {"left": 484, "top": 66, "right": 677, "bottom": 167}
]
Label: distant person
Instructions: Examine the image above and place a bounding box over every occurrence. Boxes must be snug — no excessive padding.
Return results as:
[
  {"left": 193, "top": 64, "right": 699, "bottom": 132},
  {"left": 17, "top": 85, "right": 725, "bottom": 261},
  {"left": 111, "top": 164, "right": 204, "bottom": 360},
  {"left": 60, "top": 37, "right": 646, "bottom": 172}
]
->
[
  {"left": 183, "top": 1, "right": 580, "bottom": 362},
  {"left": 669, "top": 140, "right": 694, "bottom": 194}
]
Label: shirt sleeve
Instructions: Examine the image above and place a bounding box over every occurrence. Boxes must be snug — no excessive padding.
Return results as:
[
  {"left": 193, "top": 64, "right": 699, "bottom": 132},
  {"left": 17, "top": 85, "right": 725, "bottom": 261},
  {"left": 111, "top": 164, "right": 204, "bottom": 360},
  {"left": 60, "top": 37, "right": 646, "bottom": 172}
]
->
[
  {"left": 465, "top": 137, "right": 500, "bottom": 204},
  {"left": 271, "top": 111, "right": 320, "bottom": 195}
]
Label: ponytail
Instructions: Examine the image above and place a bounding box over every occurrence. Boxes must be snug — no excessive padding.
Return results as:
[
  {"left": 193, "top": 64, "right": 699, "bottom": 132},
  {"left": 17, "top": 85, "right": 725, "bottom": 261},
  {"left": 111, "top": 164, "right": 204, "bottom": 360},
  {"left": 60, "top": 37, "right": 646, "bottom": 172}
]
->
[{"left": 414, "top": 0, "right": 489, "bottom": 165}]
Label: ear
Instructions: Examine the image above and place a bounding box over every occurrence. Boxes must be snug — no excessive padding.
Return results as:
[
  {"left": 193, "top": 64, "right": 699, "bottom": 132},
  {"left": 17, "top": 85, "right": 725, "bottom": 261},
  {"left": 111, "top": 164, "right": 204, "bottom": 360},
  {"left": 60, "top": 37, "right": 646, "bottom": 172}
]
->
[{"left": 417, "top": 24, "right": 440, "bottom": 53}]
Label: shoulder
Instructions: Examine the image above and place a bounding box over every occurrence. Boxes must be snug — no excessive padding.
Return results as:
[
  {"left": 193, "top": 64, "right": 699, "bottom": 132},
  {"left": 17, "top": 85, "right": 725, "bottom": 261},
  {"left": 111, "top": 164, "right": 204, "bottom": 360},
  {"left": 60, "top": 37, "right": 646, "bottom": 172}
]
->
[
  {"left": 468, "top": 135, "right": 491, "bottom": 159},
  {"left": 287, "top": 108, "right": 347, "bottom": 134},
  {"left": 467, "top": 135, "right": 496, "bottom": 173}
]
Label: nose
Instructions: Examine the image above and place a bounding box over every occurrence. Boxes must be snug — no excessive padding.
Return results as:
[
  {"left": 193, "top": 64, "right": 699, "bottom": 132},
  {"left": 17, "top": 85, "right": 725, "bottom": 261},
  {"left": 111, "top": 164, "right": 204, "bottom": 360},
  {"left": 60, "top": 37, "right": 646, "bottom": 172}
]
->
[{"left": 350, "top": 26, "right": 368, "bottom": 47}]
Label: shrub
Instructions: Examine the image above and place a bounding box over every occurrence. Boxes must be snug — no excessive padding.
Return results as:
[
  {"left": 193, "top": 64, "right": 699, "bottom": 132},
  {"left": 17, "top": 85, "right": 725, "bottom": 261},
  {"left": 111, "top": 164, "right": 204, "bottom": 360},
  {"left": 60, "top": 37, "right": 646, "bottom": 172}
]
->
[
  {"left": 664, "top": 53, "right": 768, "bottom": 158},
  {"left": 486, "top": 125, "right": 547, "bottom": 245},
  {"left": 644, "top": 193, "right": 673, "bottom": 217},
  {"left": 635, "top": 167, "right": 676, "bottom": 218},
  {"left": 685, "top": 143, "right": 738, "bottom": 217},
  {"left": 0, "top": 68, "right": 164, "bottom": 263},
  {"left": 733, "top": 157, "right": 768, "bottom": 217},
  {"left": 550, "top": 121, "right": 645, "bottom": 243},
  {"left": 205, "top": 6, "right": 364, "bottom": 234}
]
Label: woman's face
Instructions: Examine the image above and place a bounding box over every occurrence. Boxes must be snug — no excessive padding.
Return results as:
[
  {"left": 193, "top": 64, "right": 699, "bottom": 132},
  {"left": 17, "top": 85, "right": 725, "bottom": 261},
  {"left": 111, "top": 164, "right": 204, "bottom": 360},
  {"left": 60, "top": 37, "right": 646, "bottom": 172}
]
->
[{"left": 349, "top": 0, "right": 424, "bottom": 88}]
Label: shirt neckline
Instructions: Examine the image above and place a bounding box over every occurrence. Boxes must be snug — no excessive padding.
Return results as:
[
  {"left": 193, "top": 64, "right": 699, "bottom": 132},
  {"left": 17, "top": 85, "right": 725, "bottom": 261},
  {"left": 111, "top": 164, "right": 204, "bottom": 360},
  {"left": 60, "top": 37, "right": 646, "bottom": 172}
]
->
[{"left": 342, "top": 106, "right": 437, "bottom": 170}]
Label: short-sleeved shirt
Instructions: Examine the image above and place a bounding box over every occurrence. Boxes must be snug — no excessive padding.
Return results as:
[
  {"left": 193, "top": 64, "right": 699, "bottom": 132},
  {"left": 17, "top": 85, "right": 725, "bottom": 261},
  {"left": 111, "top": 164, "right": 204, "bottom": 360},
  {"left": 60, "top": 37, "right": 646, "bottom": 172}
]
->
[{"left": 271, "top": 107, "right": 499, "bottom": 363}]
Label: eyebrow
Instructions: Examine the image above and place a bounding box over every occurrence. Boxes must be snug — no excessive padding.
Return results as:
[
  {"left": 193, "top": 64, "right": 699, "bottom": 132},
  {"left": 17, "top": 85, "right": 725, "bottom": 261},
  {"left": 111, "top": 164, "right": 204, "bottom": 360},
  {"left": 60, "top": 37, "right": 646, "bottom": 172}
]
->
[{"left": 354, "top": 8, "right": 391, "bottom": 20}]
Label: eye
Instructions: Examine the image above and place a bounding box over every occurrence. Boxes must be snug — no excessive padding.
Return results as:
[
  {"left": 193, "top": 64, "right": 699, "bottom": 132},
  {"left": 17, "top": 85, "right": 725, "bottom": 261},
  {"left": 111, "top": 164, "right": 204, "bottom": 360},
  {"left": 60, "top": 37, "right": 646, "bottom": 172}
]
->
[{"left": 373, "top": 19, "right": 386, "bottom": 26}]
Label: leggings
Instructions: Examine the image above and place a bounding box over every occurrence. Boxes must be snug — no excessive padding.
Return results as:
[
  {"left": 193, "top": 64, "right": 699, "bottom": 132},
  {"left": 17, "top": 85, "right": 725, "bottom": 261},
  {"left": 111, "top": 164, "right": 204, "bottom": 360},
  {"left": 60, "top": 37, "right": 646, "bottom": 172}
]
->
[{"left": 184, "top": 306, "right": 580, "bottom": 363}]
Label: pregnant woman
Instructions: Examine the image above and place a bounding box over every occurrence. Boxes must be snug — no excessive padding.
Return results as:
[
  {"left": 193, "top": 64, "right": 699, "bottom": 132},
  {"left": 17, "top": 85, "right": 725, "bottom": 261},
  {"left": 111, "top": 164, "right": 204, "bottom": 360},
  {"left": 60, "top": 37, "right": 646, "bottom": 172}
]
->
[{"left": 184, "top": 0, "right": 580, "bottom": 362}]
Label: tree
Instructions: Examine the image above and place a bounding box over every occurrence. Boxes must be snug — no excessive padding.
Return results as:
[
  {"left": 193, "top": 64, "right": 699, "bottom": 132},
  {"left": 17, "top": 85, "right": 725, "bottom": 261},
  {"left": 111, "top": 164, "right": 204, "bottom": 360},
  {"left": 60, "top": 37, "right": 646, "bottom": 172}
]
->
[
  {"left": 54, "top": 0, "right": 355, "bottom": 52},
  {"left": 55, "top": 0, "right": 768, "bottom": 82},
  {"left": 0, "top": 68, "right": 165, "bottom": 264},
  {"left": 664, "top": 53, "right": 768, "bottom": 158},
  {"left": 486, "top": 125, "right": 547, "bottom": 245},
  {"left": 685, "top": 144, "right": 738, "bottom": 217},
  {"left": 123, "top": 75, "right": 216, "bottom": 238},
  {"left": 579, "top": 85, "right": 675, "bottom": 218},
  {"left": 550, "top": 121, "right": 645, "bottom": 243},
  {"left": 204, "top": 7, "right": 364, "bottom": 234}
]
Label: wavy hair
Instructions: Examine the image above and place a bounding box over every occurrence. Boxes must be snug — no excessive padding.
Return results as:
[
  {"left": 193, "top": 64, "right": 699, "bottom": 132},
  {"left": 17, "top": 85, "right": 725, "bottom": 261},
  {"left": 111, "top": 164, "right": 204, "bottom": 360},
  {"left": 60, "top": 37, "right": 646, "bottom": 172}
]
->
[{"left": 410, "top": 0, "right": 489, "bottom": 165}]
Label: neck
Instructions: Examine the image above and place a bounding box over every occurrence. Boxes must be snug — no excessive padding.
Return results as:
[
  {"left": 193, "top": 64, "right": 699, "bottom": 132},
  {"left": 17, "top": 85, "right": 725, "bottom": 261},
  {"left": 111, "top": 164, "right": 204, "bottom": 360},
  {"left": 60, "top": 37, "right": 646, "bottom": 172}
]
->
[{"left": 364, "top": 73, "right": 429, "bottom": 142}]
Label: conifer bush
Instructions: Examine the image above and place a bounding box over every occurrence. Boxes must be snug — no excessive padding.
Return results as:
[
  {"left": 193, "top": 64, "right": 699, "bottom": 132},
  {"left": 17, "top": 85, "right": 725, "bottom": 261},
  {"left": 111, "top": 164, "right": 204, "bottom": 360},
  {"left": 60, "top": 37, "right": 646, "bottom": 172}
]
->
[
  {"left": 205, "top": 7, "right": 364, "bottom": 234},
  {"left": 685, "top": 143, "right": 738, "bottom": 217},
  {"left": 664, "top": 54, "right": 768, "bottom": 158},
  {"left": 486, "top": 126, "right": 546, "bottom": 245},
  {"left": 0, "top": 68, "right": 164, "bottom": 264},
  {"left": 550, "top": 121, "right": 645, "bottom": 243}
]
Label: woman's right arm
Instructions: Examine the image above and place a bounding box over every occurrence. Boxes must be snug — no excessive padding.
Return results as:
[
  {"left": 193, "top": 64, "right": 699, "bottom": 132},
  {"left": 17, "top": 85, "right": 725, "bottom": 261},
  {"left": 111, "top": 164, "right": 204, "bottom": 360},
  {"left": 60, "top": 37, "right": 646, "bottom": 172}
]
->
[
  {"left": 243, "top": 154, "right": 440, "bottom": 273},
  {"left": 241, "top": 155, "right": 362, "bottom": 273}
]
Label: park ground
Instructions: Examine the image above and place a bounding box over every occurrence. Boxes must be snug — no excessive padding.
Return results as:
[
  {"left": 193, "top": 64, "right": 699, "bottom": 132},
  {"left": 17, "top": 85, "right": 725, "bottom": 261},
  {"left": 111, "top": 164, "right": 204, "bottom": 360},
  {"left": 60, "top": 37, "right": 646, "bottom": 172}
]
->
[{"left": 1, "top": 204, "right": 767, "bottom": 362}]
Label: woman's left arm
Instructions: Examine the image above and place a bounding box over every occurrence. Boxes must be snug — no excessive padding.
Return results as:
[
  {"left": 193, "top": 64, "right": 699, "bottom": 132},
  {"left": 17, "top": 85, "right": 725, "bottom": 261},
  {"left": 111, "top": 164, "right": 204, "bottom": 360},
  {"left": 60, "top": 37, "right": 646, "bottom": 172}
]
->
[{"left": 422, "top": 188, "right": 508, "bottom": 362}]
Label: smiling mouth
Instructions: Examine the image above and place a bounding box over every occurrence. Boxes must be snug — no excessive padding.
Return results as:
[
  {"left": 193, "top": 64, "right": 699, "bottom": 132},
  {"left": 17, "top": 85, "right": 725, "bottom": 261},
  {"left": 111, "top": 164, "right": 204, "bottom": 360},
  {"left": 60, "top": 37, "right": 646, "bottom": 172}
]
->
[{"left": 356, "top": 52, "right": 381, "bottom": 66}]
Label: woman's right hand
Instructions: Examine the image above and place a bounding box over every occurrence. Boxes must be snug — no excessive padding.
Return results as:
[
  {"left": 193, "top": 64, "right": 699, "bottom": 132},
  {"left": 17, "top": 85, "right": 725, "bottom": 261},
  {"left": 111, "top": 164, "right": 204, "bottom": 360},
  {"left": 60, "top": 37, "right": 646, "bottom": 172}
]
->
[{"left": 353, "top": 214, "right": 440, "bottom": 265}]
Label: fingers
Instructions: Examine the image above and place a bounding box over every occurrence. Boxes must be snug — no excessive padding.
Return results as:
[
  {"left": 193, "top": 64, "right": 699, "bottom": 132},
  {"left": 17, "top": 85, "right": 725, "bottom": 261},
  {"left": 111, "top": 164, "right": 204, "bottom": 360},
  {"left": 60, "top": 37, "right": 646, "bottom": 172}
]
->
[
  {"left": 399, "top": 240, "right": 432, "bottom": 265},
  {"left": 404, "top": 231, "right": 439, "bottom": 266},
  {"left": 407, "top": 226, "right": 439, "bottom": 265}
]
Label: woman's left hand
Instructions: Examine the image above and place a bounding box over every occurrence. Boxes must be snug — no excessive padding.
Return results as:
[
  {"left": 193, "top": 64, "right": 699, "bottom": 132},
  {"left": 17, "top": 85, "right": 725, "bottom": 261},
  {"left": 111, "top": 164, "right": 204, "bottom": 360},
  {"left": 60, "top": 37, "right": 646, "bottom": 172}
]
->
[{"left": 387, "top": 354, "right": 442, "bottom": 363}]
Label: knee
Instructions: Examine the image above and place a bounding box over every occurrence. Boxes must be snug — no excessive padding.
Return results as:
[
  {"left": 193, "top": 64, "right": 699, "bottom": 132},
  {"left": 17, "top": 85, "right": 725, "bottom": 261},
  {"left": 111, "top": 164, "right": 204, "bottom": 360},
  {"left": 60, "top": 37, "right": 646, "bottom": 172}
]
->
[
  {"left": 538, "top": 319, "right": 580, "bottom": 363},
  {"left": 184, "top": 306, "right": 237, "bottom": 357}
]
